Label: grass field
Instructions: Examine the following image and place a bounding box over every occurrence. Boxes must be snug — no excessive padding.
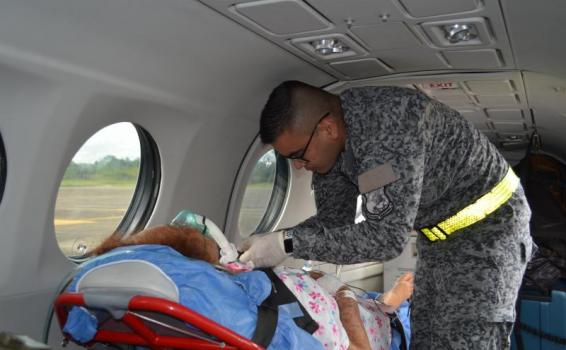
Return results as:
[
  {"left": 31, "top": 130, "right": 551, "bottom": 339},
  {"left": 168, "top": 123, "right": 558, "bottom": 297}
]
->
[
  {"left": 55, "top": 186, "right": 136, "bottom": 256},
  {"left": 55, "top": 185, "right": 274, "bottom": 256}
]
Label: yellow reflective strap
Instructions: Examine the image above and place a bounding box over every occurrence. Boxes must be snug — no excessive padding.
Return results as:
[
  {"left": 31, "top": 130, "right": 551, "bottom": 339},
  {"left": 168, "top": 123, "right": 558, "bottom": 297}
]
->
[
  {"left": 420, "top": 228, "right": 439, "bottom": 241},
  {"left": 431, "top": 227, "right": 447, "bottom": 240},
  {"left": 421, "top": 168, "right": 519, "bottom": 241}
]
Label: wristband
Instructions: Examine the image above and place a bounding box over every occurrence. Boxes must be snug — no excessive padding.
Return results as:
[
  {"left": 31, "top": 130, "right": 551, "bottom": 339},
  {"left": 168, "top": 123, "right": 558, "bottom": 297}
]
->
[{"left": 283, "top": 230, "right": 293, "bottom": 254}]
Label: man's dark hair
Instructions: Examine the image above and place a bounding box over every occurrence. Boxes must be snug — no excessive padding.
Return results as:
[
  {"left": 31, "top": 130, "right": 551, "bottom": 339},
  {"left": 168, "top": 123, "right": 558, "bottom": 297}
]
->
[{"left": 260, "top": 80, "right": 316, "bottom": 144}]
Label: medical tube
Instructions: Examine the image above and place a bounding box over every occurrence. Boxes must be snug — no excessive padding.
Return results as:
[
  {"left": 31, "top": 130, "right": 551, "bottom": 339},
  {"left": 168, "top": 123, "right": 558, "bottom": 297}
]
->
[{"left": 171, "top": 210, "right": 239, "bottom": 264}]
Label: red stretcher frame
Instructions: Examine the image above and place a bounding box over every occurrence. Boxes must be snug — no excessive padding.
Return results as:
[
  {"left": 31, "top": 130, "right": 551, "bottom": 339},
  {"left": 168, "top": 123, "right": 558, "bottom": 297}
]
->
[{"left": 55, "top": 292, "right": 264, "bottom": 350}]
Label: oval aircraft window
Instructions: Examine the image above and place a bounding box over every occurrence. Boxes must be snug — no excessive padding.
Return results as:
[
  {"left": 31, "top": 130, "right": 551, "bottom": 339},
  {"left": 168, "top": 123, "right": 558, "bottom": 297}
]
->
[
  {"left": 54, "top": 122, "right": 160, "bottom": 258},
  {"left": 0, "top": 132, "right": 6, "bottom": 204},
  {"left": 238, "top": 149, "right": 287, "bottom": 236}
]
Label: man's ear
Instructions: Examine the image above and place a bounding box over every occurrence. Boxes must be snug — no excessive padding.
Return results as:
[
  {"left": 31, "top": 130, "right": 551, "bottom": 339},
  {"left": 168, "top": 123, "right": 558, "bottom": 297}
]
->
[{"left": 321, "top": 117, "right": 340, "bottom": 139}]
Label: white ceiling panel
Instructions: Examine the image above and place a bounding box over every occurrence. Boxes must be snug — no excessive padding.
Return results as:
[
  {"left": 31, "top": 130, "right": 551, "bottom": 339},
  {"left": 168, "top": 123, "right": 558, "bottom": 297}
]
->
[
  {"left": 330, "top": 58, "right": 391, "bottom": 79},
  {"left": 350, "top": 22, "right": 422, "bottom": 51},
  {"left": 201, "top": 0, "right": 516, "bottom": 80},
  {"left": 233, "top": 0, "right": 331, "bottom": 35},
  {"left": 465, "top": 80, "right": 515, "bottom": 94},
  {"left": 328, "top": 72, "right": 533, "bottom": 150},
  {"left": 0, "top": 0, "right": 334, "bottom": 115},
  {"left": 492, "top": 122, "right": 527, "bottom": 133},
  {"left": 426, "top": 86, "right": 466, "bottom": 97},
  {"left": 436, "top": 96, "right": 476, "bottom": 108},
  {"left": 442, "top": 49, "right": 503, "bottom": 69},
  {"left": 475, "top": 94, "right": 519, "bottom": 106},
  {"left": 397, "top": 0, "right": 480, "bottom": 18},
  {"left": 307, "top": 0, "right": 405, "bottom": 25},
  {"left": 378, "top": 49, "right": 446, "bottom": 71},
  {"left": 502, "top": 0, "right": 566, "bottom": 79},
  {"left": 485, "top": 109, "right": 525, "bottom": 122},
  {"left": 430, "top": 91, "right": 470, "bottom": 101},
  {"left": 459, "top": 109, "right": 489, "bottom": 126}
]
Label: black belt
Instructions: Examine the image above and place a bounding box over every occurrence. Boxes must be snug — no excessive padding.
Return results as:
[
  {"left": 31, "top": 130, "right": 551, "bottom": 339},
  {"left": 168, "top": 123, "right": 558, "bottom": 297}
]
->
[{"left": 251, "top": 268, "right": 318, "bottom": 347}]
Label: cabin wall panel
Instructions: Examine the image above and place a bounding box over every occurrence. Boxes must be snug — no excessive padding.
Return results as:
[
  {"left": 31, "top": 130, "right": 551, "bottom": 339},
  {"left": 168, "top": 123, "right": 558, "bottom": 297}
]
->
[
  {"left": 0, "top": 66, "right": 282, "bottom": 339},
  {"left": 0, "top": 65, "right": 73, "bottom": 294},
  {"left": 0, "top": 292, "right": 52, "bottom": 339}
]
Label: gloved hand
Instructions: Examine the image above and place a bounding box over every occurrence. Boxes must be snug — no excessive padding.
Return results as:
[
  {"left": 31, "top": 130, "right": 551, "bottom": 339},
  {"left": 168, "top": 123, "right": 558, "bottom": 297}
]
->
[{"left": 238, "top": 231, "right": 287, "bottom": 268}]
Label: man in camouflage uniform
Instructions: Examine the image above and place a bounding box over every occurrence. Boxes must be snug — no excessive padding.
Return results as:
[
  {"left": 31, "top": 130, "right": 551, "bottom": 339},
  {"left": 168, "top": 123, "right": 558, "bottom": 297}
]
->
[{"left": 240, "top": 80, "right": 533, "bottom": 349}]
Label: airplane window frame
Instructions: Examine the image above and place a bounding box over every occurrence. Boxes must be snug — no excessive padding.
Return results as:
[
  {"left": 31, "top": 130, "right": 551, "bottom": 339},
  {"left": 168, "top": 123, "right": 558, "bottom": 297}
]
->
[
  {"left": 226, "top": 138, "right": 290, "bottom": 242},
  {"left": 253, "top": 152, "right": 289, "bottom": 234},
  {"left": 115, "top": 125, "right": 161, "bottom": 235},
  {"left": 57, "top": 123, "right": 161, "bottom": 260},
  {"left": 0, "top": 132, "right": 6, "bottom": 205}
]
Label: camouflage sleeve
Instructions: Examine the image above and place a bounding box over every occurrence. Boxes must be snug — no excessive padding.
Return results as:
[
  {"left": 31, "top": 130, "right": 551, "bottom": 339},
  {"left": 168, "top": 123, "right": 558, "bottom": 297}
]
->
[
  {"left": 292, "top": 167, "right": 358, "bottom": 231},
  {"left": 291, "top": 88, "right": 429, "bottom": 264}
]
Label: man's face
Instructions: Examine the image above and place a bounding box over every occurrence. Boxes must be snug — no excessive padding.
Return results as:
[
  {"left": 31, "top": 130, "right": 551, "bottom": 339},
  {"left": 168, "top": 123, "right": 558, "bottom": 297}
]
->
[{"left": 273, "top": 115, "right": 341, "bottom": 174}]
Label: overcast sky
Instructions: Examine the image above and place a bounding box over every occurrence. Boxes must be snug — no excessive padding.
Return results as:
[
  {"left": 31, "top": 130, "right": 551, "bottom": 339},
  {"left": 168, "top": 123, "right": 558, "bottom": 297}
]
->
[{"left": 72, "top": 122, "right": 141, "bottom": 163}]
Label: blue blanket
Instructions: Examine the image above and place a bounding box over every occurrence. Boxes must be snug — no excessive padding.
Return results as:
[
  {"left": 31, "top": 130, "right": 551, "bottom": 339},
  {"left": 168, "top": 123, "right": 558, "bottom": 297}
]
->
[{"left": 64, "top": 245, "right": 323, "bottom": 350}]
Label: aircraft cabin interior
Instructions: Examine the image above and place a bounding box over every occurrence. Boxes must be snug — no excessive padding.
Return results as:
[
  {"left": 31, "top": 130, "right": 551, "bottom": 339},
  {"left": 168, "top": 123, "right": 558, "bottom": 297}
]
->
[{"left": 0, "top": 0, "right": 565, "bottom": 349}]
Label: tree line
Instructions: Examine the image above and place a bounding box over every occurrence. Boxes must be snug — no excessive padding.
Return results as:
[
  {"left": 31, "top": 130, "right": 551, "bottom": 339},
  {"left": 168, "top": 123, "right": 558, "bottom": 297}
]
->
[
  {"left": 62, "top": 155, "right": 140, "bottom": 186},
  {"left": 62, "top": 151, "right": 277, "bottom": 186}
]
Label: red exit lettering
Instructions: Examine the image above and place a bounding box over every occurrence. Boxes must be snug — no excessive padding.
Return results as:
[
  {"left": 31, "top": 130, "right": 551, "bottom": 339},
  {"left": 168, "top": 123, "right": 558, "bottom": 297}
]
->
[{"left": 428, "top": 82, "right": 455, "bottom": 89}]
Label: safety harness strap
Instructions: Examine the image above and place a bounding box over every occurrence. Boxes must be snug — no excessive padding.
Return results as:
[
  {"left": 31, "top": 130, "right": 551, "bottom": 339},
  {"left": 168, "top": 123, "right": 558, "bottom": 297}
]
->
[
  {"left": 251, "top": 268, "right": 318, "bottom": 347},
  {"left": 420, "top": 167, "right": 520, "bottom": 241},
  {"left": 251, "top": 301, "right": 278, "bottom": 348},
  {"left": 389, "top": 314, "right": 408, "bottom": 350}
]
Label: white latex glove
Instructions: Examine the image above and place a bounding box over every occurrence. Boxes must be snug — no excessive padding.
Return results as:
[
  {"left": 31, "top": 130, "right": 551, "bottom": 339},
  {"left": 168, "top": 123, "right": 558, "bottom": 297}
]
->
[
  {"left": 315, "top": 273, "right": 346, "bottom": 296},
  {"left": 238, "top": 231, "right": 286, "bottom": 268}
]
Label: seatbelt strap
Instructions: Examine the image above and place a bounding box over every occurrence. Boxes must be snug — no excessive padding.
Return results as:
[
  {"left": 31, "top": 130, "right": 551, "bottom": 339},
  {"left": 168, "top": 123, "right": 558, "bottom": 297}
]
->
[
  {"left": 251, "top": 285, "right": 278, "bottom": 348},
  {"left": 251, "top": 268, "right": 319, "bottom": 347},
  {"left": 262, "top": 268, "right": 318, "bottom": 334}
]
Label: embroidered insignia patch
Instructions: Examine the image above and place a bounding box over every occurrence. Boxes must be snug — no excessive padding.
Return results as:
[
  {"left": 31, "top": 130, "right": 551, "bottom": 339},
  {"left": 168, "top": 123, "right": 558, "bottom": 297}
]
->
[{"left": 362, "top": 187, "right": 393, "bottom": 221}]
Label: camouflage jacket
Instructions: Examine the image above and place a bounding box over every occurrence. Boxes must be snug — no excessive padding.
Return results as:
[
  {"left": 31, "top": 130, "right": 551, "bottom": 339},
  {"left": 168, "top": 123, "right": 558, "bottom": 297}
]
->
[{"left": 290, "top": 86, "right": 509, "bottom": 264}]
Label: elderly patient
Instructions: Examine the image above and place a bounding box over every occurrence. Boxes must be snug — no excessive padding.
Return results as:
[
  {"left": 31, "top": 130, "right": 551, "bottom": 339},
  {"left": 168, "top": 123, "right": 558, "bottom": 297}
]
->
[{"left": 69, "top": 225, "right": 413, "bottom": 350}]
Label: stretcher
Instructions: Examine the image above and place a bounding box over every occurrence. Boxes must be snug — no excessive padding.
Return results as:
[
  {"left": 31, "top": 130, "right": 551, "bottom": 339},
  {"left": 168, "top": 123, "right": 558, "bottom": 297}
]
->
[
  {"left": 53, "top": 245, "right": 410, "bottom": 350},
  {"left": 53, "top": 243, "right": 271, "bottom": 350},
  {"left": 55, "top": 292, "right": 263, "bottom": 350},
  {"left": 54, "top": 278, "right": 410, "bottom": 350}
]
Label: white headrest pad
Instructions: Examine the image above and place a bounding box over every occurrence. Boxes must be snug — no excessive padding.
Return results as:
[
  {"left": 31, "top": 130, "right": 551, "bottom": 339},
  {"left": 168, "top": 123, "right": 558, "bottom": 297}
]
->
[{"left": 76, "top": 260, "right": 180, "bottom": 302}]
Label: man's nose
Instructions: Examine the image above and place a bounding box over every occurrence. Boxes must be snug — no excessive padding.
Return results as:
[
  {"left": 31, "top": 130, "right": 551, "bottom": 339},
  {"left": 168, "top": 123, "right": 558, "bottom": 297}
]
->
[{"left": 292, "top": 159, "right": 306, "bottom": 169}]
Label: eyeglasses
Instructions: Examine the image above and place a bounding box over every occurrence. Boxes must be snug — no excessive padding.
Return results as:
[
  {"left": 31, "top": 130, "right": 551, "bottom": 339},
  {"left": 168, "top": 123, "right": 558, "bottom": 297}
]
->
[{"left": 285, "top": 112, "right": 330, "bottom": 162}]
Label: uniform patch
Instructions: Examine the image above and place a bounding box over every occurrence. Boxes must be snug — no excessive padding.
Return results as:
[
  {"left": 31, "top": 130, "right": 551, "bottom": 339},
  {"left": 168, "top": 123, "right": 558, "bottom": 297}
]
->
[
  {"left": 362, "top": 187, "right": 393, "bottom": 221},
  {"left": 358, "top": 163, "right": 398, "bottom": 194}
]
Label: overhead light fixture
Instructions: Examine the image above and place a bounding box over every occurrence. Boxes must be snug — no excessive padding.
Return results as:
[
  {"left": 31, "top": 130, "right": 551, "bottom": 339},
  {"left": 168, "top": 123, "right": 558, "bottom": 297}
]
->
[
  {"left": 443, "top": 23, "right": 478, "bottom": 44},
  {"left": 291, "top": 34, "right": 367, "bottom": 60},
  {"left": 311, "top": 38, "right": 349, "bottom": 56},
  {"left": 422, "top": 18, "right": 490, "bottom": 47}
]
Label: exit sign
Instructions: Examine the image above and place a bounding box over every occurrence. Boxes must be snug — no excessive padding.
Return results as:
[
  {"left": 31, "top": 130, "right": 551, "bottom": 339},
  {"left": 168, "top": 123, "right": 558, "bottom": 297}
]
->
[{"left": 427, "top": 82, "right": 456, "bottom": 89}]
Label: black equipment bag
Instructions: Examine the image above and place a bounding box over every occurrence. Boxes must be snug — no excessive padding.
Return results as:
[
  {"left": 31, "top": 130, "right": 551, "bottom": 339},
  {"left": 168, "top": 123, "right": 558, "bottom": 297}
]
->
[
  {"left": 514, "top": 134, "right": 566, "bottom": 293},
  {"left": 513, "top": 133, "right": 566, "bottom": 350}
]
